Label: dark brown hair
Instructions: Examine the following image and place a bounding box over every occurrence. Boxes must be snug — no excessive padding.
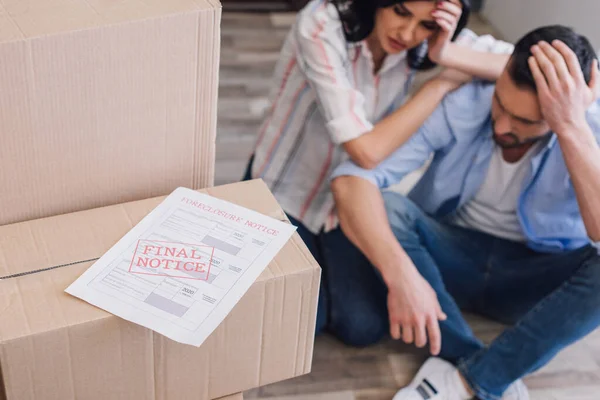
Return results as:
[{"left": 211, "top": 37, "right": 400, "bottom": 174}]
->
[
  {"left": 509, "top": 25, "right": 598, "bottom": 91},
  {"left": 331, "top": 0, "right": 471, "bottom": 70}
]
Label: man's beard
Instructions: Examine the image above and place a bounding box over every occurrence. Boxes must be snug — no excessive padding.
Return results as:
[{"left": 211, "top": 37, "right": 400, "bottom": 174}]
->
[{"left": 492, "top": 132, "right": 552, "bottom": 149}]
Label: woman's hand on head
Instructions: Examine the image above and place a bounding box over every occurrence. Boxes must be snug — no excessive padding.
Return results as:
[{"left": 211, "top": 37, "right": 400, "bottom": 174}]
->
[{"left": 427, "top": 0, "right": 463, "bottom": 64}]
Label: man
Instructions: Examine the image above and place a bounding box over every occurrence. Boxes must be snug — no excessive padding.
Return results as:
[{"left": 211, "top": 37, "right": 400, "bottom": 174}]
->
[{"left": 328, "top": 25, "right": 600, "bottom": 400}]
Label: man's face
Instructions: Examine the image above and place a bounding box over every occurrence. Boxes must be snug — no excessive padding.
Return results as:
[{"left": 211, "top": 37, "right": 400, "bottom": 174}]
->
[{"left": 491, "top": 67, "right": 553, "bottom": 148}]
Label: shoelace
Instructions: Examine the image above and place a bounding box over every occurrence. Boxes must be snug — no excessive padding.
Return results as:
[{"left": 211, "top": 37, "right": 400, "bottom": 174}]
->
[{"left": 415, "top": 378, "right": 439, "bottom": 399}]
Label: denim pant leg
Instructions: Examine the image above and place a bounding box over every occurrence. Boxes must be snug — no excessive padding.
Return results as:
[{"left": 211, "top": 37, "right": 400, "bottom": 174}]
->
[
  {"left": 322, "top": 226, "right": 390, "bottom": 347},
  {"left": 459, "top": 244, "right": 600, "bottom": 400},
  {"left": 242, "top": 155, "right": 254, "bottom": 181},
  {"left": 383, "top": 191, "right": 487, "bottom": 363}
]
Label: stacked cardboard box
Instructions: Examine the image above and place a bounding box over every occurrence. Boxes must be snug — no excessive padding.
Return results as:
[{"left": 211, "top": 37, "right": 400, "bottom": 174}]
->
[
  {"left": 0, "top": 180, "right": 320, "bottom": 400},
  {"left": 0, "top": 1, "right": 320, "bottom": 399},
  {"left": 0, "top": 0, "right": 221, "bottom": 225}
]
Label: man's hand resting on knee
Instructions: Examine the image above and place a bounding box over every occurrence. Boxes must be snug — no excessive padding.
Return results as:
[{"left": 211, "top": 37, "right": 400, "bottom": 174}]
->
[
  {"left": 383, "top": 258, "right": 447, "bottom": 355},
  {"left": 332, "top": 176, "right": 447, "bottom": 355}
]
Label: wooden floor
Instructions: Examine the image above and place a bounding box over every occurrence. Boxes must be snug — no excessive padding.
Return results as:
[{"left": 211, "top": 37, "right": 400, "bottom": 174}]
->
[
  {"left": 215, "top": 11, "right": 294, "bottom": 186},
  {"left": 244, "top": 314, "right": 600, "bottom": 400},
  {"left": 216, "top": 11, "right": 600, "bottom": 400}
]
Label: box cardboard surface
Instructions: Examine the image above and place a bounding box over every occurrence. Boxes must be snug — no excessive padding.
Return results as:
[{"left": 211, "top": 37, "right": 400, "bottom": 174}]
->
[
  {"left": 0, "top": 180, "right": 319, "bottom": 400},
  {"left": 215, "top": 393, "right": 243, "bottom": 400},
  {"left": 0, "top": 0, "right": 221, "bottom": 226}
]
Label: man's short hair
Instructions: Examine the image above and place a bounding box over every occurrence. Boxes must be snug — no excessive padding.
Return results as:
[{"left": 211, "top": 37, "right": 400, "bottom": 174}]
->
[{"left": 509, "top": 25, "right": 598, "bottom": 91}]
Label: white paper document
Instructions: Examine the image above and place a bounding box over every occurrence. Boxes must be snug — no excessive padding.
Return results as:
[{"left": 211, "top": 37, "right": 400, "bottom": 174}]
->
[{"left": 66, "top": 187, "right": 297, "bottom": 346}]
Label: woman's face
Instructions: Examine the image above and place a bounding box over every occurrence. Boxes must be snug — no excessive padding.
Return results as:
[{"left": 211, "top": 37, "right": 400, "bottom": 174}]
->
[{"left": 373, "top": 1, "right": 441, "bottom": 54}]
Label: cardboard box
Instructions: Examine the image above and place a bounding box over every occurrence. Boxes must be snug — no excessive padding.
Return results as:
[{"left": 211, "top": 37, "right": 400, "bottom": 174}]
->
[
  {"left": 0, "top": 180, "right": 319, "bottom": 400},
  {"left": 215, "top": 393, "right": 243, "bottom": 400},
  {"left": 0, "top": 0, "right": 221, "bottom": 226}
]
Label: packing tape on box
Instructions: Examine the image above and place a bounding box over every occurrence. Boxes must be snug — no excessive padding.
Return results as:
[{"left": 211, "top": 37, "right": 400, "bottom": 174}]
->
[{"left": 0, "top": 257, "right": 100, "bottom": 281}]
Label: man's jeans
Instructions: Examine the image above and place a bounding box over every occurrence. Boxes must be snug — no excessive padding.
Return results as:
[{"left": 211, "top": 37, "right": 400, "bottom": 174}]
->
[
  {"left": 243, "top": 156, "right": 600, "bottom": 399},
  {"left": 332, "top": 191, "right": 600, "bottom": 400}
]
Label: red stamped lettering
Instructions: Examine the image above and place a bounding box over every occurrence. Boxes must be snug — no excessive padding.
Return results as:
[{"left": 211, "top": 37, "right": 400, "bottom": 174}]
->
[{"left": 128, "top": 240, "right": 214, "bottom": 281}]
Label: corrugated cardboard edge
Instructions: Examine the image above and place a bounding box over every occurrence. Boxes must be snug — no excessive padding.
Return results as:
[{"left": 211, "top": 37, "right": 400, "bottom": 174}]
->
[
  {"left": 214, "top": 392, "right": 243, "bottom": 400},
  {"left": 296, "top": 239, "right": 320, "bottom": 376},
  {"left": 0, "top": 360, "right": 6, "bottom": 400},
  {"left": 276, "top": 208, "right": 320, "bottom": 377},
  {"left": 257, "top": 238, "right": 319, "bottom": 382},
  {"left": 193, "top": 2, "right": 221, "bottom": 189},
  {"left": 0, "top": 0, "right": 222, "bottom": 44}
]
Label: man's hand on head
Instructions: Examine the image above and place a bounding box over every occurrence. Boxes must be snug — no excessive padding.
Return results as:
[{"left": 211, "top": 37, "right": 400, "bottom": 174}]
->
[{"left": 528, "top": 40, "right": 598, "bottom": 136}]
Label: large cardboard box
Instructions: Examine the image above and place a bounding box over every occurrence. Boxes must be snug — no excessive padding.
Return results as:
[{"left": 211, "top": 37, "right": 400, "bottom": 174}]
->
[
  {"left": 0, "top": 180, "right": 319, "bottom": 400},
  {"left": 0, "top": 0, "right": 221, "bottom": 226}
]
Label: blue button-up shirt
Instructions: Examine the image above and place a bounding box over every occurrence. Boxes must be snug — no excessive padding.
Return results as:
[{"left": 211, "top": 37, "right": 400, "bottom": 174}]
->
[{"left": 331, "top": 81, "right": 600, "bottom": 253}]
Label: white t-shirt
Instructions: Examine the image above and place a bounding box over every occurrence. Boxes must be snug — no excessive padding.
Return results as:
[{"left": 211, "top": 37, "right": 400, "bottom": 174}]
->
[{"left": 452, "top": 144, "right": 541, "bottom": 241}]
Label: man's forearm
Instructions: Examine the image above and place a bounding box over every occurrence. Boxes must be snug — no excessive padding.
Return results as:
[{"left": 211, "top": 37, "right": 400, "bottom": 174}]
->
[
  {"left": 558, "top": 123, "right": 600, "bottom": 241},
  {"left": 331, "top": 176, "right": 412, "bottom": 281}
]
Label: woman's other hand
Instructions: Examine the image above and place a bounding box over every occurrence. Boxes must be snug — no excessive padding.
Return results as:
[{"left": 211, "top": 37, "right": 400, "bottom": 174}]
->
[{"left": 428, "top": 0, "right": 463, "bottom": 63}]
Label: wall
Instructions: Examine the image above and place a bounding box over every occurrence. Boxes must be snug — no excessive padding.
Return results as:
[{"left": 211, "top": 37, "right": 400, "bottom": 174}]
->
[{"left": 482, "top": 0, "right": 599, "bottom": 50}]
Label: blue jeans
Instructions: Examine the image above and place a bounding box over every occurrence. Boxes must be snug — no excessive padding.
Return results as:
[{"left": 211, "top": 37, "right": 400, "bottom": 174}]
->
[
  {"left": 245, "top": 158, "right": 600, "bottom": 398},
  {"left": 374, "top": 192, "right": 600, "bottom": 400},
  {"left": 288, "top": 213, "right": 388, "bottom": 344}
]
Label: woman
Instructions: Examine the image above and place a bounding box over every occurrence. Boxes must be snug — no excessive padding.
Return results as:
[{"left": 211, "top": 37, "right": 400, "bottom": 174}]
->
[{"left": 243, "top": 0, "right": 513, "bottom": 341}]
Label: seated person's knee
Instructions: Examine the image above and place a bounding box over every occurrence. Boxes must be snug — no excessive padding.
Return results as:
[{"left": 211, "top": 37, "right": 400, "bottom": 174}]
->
[
  {"left": 382, "top": 192, "right": 422, "bottom": 238},
  {"left": 333, "top": 313, "right": 388, "bottom": 347}
]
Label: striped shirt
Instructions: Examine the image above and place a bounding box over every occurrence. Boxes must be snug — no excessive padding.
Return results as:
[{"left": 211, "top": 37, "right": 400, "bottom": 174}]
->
[{"left": 250, "top": 0, "right": 514, "bottom": 234}]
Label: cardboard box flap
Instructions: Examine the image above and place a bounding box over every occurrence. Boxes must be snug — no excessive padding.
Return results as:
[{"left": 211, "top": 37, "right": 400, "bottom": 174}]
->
[
  {"left": 0, "top": 200, "right": 155, "bottom": 279},
  {"left": 0, "top": 180, "right": 288, "bottom": 279},
  {"left": 0, "top": 3, "right": 22, "bottom": 43},
  {"left": 0, "top": 0, "right": 221, "bottom": 41},
  {"left": 0, "top": 180, "right": 316, "bottom": 343}
]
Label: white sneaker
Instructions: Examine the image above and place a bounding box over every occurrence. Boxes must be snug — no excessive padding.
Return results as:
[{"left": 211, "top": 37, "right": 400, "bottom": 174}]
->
[
  {"left": 393, "top": 358, "right": 472, "bottom": 400},
  {"left": 502, "top": 379, "right": 529, "bottom": 400}
]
